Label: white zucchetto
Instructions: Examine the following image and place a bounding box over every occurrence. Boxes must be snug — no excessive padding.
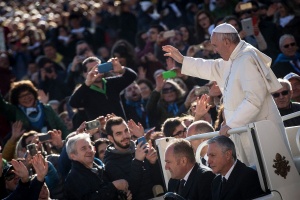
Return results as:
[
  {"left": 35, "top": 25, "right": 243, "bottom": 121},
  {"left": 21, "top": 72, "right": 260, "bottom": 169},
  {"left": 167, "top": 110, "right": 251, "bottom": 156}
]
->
[{"left": 212, "top": 23, "right": 238, "bottom": 34}]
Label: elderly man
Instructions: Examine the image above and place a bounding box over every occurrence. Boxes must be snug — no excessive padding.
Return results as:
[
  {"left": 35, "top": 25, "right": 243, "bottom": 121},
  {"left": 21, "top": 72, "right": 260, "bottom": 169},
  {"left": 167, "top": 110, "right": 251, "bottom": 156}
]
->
[
  {"left": 162, "top": 23, "right": 287, "bottom": 163},
  {"left": 64, "top": 133, "right": 131, "bottom": 200},
  {"left": 272, "top": 78, "right": 300, "bottom": 127},
  {"left": 165, "top": 139, "right": 215, "bottom": 200},
  {"left": 207, "top": 135, "right": 265, "bottom": 200},
  {"left": 272, "top": 34, "right": 300, "bottom": 78},
  {"left": 284, "top": 72, "right": 300, "bottom": 102}
]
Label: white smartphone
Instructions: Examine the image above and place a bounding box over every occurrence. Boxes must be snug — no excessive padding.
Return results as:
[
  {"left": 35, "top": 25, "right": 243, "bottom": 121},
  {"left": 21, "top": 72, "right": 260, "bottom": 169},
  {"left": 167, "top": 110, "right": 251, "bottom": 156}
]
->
[{"left": 241, "top": 18, "right": 254, "bottom": 36}]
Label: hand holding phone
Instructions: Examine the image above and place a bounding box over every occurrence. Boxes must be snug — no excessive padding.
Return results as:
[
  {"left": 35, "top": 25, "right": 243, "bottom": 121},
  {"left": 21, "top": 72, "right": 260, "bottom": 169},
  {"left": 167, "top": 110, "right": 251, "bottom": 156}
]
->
[
  {"left": 85, "top": 119, "right": 101, "bottom": 130},
  {"left": 38, "top": 133, "right": 52, "bottom": 142},
  {"left": 98, "top": 62, "right": 113, "bottom": 73},
  {"left": 163, "top": 30, "right": 175, "bottom": 39},
  {"left": 162, "top": 70, "right": 177, "bottom": 79},
  {"left": 27, "top": 143, "right": 38, "bottom": 157},
  {"left": 137, "top": 136, "right": 148, "bottom": 153}
]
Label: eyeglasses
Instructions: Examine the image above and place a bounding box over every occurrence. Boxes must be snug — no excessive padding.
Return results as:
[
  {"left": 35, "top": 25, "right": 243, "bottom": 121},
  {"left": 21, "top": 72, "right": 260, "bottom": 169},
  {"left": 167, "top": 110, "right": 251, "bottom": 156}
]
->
[
  {"left": 5, "top": 173, "right": 16, "bottom": 181},
  {"left": 18, "top": 92, "right": 33, "bottom": 99},
  {"left": 272, "top": 90, "right": 289, "bottom": 98},
  {"left": 173, "top": 128, "right": 187, "bottom": 137},
  {"left": 162, "top": 87, "right": 176, "bottom": 94},
  {"left": 283, "top": 42, "right": 296, "bottom": 48}
]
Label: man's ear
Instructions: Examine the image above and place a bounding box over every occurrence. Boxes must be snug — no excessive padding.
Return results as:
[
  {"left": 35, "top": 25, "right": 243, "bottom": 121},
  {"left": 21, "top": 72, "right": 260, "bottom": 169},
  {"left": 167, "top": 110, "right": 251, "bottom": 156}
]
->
[
  {"left": 70, "top": 153, "right": 76, "bottom": 161},
  {"left": 225, "top": 150, "right": 232, "bottom": 160},
  {"left": 181, "top": 156, "right": 188, "bottom": 166}
]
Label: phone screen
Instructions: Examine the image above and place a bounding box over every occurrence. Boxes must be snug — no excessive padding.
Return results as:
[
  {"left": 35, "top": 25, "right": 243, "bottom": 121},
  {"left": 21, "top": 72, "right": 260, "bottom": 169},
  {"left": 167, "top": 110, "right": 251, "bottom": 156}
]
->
[
  {"left": 137, "top": 136, "right": 147, "bottom": 145},
  {"left": 98, "top": 62, "right": 113, "bottom": 73}
]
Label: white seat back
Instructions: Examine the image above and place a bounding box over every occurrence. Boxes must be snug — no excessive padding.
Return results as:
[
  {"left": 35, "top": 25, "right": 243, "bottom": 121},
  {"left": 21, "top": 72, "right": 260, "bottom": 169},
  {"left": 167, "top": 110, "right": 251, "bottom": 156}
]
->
[{"left": 284, "top": 126, "right": 300, "bottom": 157}]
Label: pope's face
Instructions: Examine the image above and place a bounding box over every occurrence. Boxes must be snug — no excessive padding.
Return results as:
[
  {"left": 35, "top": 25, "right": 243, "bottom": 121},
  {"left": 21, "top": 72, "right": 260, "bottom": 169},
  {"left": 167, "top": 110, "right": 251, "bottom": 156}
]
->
[{"left": 211, "top": 33, "right": 231, "bottom": 61}]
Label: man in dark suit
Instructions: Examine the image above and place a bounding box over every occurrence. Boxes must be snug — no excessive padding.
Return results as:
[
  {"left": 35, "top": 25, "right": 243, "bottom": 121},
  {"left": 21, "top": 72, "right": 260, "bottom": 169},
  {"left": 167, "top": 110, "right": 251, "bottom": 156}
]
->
[
  {"left": 165, "top": 138, "right": 215, "bottom": 200},
  {"left": 207, "top": 135, "right": 265, "bottom": 200}
]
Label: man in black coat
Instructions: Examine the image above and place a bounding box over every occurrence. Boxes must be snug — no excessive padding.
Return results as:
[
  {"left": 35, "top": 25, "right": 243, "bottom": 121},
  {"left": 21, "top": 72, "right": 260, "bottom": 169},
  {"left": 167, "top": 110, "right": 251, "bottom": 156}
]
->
[
  {"left": 207, "top": 135, "right": 265, "bottom": 200},
  {"left": 69, "top": 57, "right": 137, "bottom": 121},
  {"left": 103, "top": 116, "right": 163, "bottom": 200},
  {"left": 165, "top": 139, "right": 215, "bottom": 200},
  {"left": 64, "top": 133, "right": 131, "bottom": 200}
]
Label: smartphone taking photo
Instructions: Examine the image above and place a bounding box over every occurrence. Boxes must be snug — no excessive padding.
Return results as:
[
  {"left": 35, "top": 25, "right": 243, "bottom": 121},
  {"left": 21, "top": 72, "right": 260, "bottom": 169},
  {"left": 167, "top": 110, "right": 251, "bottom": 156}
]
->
[
  {"left": 85, "top": 119, "right": 101, "bottom": 130},
  {"left": 162, "top": 70, "right": 177, "bottom": 79},
  {"left": 38, "top": 133, "right": 51, "bottom": 142},
  {"left": 27, "top": 143, "right": 38, "bottom": 157},
  {"left": 98, "top": 62, "right": 113, "bottom": 73}
]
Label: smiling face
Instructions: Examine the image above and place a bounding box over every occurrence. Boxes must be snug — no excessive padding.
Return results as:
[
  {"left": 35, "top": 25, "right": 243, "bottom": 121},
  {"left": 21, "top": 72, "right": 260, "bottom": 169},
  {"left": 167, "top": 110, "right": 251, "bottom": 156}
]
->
[
  {"left": 273, "top": 83, "right": 292, "bottom": 109},
  {"left": 70, "top": 139, "right": 95, "bottom": 168},
  {"left": 280, "top": 36, "right": 298, "bottom": 57},
  {"left": 18, "top": 90, "right": 36, "bottom": 108},
  {"left": 108, "top": 122, "right": 131, "bottom": 151}
]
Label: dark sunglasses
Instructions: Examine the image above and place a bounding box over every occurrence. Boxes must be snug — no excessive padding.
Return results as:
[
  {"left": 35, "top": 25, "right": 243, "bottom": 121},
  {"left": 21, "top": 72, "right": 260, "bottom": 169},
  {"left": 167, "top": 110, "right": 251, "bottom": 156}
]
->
[
  {"left": 5, "top": 173, "right": 16, "bottom": 181},
  {"left": 162, "top": 86, "right": 176, "bottom": 94},
  {"left": 272, "top": 90, "right": 289, "bottom": 98},
  {"left": 173, "top": 128, "right": 187, "bottom": 137},
  {"left": 283, "top": 42, "right": 296, "bottom": 49}
]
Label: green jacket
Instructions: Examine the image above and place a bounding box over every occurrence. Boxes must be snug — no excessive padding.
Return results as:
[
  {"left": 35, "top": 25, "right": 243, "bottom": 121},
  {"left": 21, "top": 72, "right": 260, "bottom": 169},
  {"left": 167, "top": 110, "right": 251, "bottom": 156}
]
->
[{"left": 0, "top": 94, "right": 69, "bottom": 139}]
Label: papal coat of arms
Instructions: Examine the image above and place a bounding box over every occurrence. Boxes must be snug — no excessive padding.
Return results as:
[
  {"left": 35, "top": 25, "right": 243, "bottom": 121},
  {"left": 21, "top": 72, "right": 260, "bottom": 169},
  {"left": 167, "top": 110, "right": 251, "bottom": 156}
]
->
[{"left": 272, "top": 153, "right": 290, "bottom": 179}]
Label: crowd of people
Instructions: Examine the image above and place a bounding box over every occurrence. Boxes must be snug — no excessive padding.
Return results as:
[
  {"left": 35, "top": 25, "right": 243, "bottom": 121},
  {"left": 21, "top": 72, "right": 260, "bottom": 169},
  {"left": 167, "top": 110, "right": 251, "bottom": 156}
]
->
[{"left": 1, "top": 0, "right": 300, "bottom": 199}]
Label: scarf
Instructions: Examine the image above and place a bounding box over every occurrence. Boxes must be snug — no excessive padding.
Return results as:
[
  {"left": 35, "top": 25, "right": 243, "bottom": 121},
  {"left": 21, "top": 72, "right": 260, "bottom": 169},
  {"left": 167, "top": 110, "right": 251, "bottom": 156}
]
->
[
  {"left": 167, "top": 103, "right": 179, "bottom": 116},
  {"left": 19, "top": 101, "right": 45, "bottom": 130}
]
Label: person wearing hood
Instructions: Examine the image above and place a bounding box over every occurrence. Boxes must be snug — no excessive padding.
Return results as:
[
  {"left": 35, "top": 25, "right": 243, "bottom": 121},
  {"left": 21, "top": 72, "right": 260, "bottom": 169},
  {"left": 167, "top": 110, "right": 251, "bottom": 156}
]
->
[
  {"left": 272, "top": 34, "right": 300, "bottom": 78},
  {"left": 103, "top": 116, "right": 163, "bottom": 200},
  {"left": 162, "top": 23, "right": 286, "bottom": 165}
]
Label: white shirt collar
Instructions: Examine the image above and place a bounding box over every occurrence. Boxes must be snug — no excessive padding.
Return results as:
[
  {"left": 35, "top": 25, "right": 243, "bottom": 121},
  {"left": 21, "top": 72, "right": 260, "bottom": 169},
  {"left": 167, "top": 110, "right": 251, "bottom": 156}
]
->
[
  {"left": 183, "top": 165, "right": 195, "bottom": 183},
  {"left": 224, "top": 160, "right": 237, "bottom": 180}
]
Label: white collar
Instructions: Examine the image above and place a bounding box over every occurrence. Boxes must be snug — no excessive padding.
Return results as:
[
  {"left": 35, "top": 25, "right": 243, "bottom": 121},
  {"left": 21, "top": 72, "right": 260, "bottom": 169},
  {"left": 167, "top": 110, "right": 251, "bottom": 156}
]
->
[
  {"left": 183, "top": 164, "right": 195, "bottom": 183},
  {"left": 224, "top": 160, "right": 237, "bottom": 180}
]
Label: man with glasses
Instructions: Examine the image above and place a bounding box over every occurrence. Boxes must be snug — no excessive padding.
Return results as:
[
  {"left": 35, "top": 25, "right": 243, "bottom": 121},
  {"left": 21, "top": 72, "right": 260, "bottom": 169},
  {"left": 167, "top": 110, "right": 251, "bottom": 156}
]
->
[
  {"left": 161, "top": 117, "right": 187, "bottom": 138},
  {"left": 272, "top": 34, "right": 299, "bottom": 78},
  {"left": 284, "top": 72, "right": 300, "bottom": 102},
  {"left": 272, "top": 78, "right": 300, "bottom": 127}
]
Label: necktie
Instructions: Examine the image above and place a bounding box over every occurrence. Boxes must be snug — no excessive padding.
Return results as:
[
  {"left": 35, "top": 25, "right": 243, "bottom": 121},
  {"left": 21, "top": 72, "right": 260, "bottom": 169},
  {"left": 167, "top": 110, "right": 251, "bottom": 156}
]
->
[
  {"left": 220, "top": 177, "right": 227, "bottom": 195},
  {"left": 178, "top": 179, "right": 186, "bottom": 195}
]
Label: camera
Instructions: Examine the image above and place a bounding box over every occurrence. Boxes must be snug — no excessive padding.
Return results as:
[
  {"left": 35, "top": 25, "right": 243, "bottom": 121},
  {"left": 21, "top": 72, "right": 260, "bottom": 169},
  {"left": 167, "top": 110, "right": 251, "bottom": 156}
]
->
[
  {"left": 27, "top": 143, "right": 38, "bottom": 156},
  {"left": 38, "top": 133, "right": 52, "bottom": 142},
  {"left": 162, "top": 70, "right": 177, "bottom": 79},
  {"left": 85, "top": 119, "right": 101, "bottom": 130},
  {"left": 194, "top": 86, "right": 209, "bottom": 96}
]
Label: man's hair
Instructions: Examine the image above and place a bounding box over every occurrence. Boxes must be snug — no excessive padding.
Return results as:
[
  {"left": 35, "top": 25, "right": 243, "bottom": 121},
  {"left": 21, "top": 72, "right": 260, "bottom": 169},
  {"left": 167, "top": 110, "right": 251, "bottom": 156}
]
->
[
  {"left": 213, "top": 32, "right": 240, "bottom": 45},
  {"left": 161, "top": 117, "right": 182, "bottom": 137},
  {"left": 170, "top": 139, "right": 196, "bottom": 164},
  {"left": 9, "top": 80, "right": 38, "bottom": 106},
  {"left": 66, "top": 133, "right": 91, "bottom": 158},
  {"left": 279, "top": 34, "right": 295, "bottom": 47},
  {"left": 82, "top": 56, "right": 101, "bottom": 71},
  {"left": 94, "top": 138, "right": 110, "bottom": 158},
  {"left": 20, "top": 130, "right": 38, "bottom": 148},
  {"left": 207, "top": 135, "right": 237, "bottom": 160},
  {"left": 278, "top": 78, "right": 292, "bottom": 91},
  {"left": 105, "top": 116, "right": 125, "bottom": 136},
  {"left": 190, "top": 120, "right": 214, "bottom": 135}
]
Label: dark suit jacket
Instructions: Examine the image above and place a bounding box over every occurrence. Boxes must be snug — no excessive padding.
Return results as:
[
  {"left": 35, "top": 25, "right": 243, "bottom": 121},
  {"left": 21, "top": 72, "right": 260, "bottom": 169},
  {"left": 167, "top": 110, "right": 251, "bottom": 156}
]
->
[
  {"left": 211, "top": 160, "right": 265, "bottom": 200},
  {"left": 168, "top": 163, "right": 215, "bottom": 200}
]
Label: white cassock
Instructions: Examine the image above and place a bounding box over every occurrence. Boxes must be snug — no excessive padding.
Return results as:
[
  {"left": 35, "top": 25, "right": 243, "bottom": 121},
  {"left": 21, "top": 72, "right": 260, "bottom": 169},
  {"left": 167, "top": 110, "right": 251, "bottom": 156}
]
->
[{"left": 182, "top": 40, "right": 288, "bottom": 165}]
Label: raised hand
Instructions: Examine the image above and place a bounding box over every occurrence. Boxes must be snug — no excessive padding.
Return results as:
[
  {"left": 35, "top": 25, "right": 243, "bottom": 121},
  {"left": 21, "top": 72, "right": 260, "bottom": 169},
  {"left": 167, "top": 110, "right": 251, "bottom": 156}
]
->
[
  {"left": 112, "top": 179, "right": 129, "bottom": 191},
  {"left": 11, "top": 121, "right": 25, "bottom": 142},
  {"left": 194, "top": 95, "right": 211, "bottom": 121},
  {"left": 49, "top": 129, "right": 63, "bottom": 148},
  {"left": 85, "top": 64, "right": 101, "bottom": 86},
  {"left": 162, "top": 45, "right": 184, "bottom": 64},
  {"left": 135, "top": 142, "right": 147, "bottom": 161},
  {"left": 38, "top": 90, "right": 49, "bottom": 104},
  {"left": 11, "top": 159, "right": 29, "bottom": 183},
  {"left": 32, "top": 154, "right": 48, "bottom": 182},
  {"left": 128, "top": 119, "right": 144, "bottom": 139}
]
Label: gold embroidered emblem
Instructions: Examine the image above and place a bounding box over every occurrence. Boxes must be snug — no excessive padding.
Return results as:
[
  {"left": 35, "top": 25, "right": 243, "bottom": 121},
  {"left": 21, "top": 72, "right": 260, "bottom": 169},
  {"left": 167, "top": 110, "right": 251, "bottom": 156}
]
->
[{"left": 272, "top": 153, "right": 290, "bottom": 179}]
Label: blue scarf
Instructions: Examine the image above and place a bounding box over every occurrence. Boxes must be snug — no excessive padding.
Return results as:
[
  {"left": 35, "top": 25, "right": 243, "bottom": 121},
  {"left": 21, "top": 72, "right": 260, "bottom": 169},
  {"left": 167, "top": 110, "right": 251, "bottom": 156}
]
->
[
  {"left": 274, "top": 52, "right": 300, "bottom": 74},
  {"left": 126, "top": 99, "right": 150, "bottom": 128},
  {"left": 19, "top": 101, "right": 45, "bottom": 130},
  {"left": 167, "top": 103, "right": 179, "bottom": 116}
]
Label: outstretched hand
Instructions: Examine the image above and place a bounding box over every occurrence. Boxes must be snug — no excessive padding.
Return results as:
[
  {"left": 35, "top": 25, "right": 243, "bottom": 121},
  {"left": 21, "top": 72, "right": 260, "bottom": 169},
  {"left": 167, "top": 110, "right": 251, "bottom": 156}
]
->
[
  {"left": 11, "top": 159, "right": 29, "bottom": 183},
  {"left": 32, "top": 154, "right": 48, "bottom": 182},
  {"left": 162, "top": 45, "right": 184, "bottom": 64}
]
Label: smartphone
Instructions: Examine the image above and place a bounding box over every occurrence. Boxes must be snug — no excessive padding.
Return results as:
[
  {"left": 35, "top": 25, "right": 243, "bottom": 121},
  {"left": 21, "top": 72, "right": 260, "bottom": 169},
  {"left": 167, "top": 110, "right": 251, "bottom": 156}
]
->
[
  {"left": 137, "top": 136, "right": 147, "bottom": 145},
  {"left": 163, "top": 30, "right": 175, "bottom": 39},
  {"left": 137, "top": 136, "right": 148, "bottom": 153},
  {"left": 162, "top": 70, "right": 177, "bottom": 79},
  {"left": 98, "top": 62, "right": 113, "bottom": 73},
  {"left": 240, "top": 2, "right": 252, "bottom": 11},
  {"left": 241, "top": 18, "right": 254, "bottom": 36},
  {"left": 27, "top": 143, "right": 38, "bottom": 156},
  {"left": 85, "top": 119, "right": 101, "bottom": 130},
  {"left": 38, "top": 133, "right": 51, "bottom": 142},
  {"left": 194, "top": 86, "right": 209, "bottom": 96}
]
